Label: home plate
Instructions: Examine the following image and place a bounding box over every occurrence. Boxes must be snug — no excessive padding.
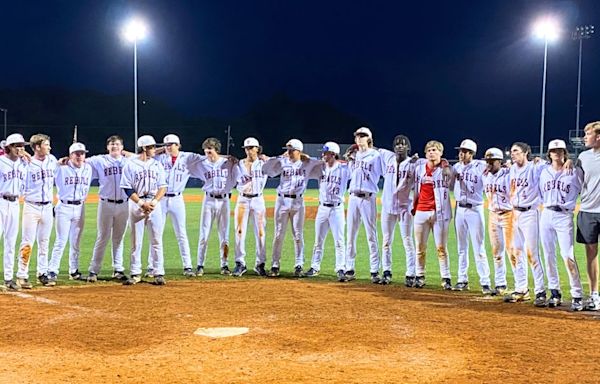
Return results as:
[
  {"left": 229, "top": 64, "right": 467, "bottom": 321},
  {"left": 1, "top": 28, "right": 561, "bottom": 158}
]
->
[{"left": 194, "top": 327, "right": 249, "bottom": 338}]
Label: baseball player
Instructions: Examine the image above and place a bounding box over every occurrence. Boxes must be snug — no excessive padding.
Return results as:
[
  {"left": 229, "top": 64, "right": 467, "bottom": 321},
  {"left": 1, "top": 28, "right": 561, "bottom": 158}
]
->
[
  {"left": 47, "top": 143, "right": 93, "bottom": 284},
  {"left": 188, "top": 138, "right": 239, "bottom": 277},
  {"left": 85, "top": 135, "right": 130, "bottom": 282},
  {"left": 412, "top": 140, "right": 453, "bottom": 290},
  {"left": 344, "top": 127, "right": 384, "bottom": 283},
  {"left": 503, "top": 142, "right": 546, "bottom": 306},
  {"left": 16, "top": 134, "right": 58, "bottom": 288},
  {"left": 120, "top": 135, "right": 167, "bottom": 285},
  {"left": 0, "top": 134, "right": 28, "bottom": 291},
  {"left": 576, "top": 121, "right": 600, "bottom": 311},
  {"left": 148, "top": 134, "right": 204, "bottom": 277},
  {"left": 482, "top": 147, "right": 512, "bottom": 296},
  {"left": 305, "top": 141, "right": 350, "bottom": 282},
  {"left": 378, "top": 135, "right": 416, "bottom": 286},
  {"left": 452, "top": 139, "right": 492, "bottom": 294},
  {"left": 262, "top": 139, "right": 322, "bottom": 277},
  {"left": 539, "top": 139, "right": 583, "bottom": 310},
  {"left": 233, "top": 137, "right": 269, "bottom": 277}
]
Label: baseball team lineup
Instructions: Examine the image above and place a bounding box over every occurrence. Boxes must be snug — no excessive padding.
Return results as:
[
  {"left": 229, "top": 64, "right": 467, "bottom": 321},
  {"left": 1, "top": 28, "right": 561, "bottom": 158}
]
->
[{"left": 1, "top": 121, "right": 600, "bottom": 313}]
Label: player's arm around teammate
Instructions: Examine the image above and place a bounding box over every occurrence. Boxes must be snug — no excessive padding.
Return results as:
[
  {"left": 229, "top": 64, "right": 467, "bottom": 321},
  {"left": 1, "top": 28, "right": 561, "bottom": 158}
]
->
[
  {"left": 538, "top": 139, "right": 584, "bottom": 311},
  {"left": 378, "top": 135, "right": 417, "bottom": 286},
  {"left": 47, "top": 143, "right": 93, "bottom": 285},
  {"left": 0, "top": 134, "right": 29, "bottom": 291},
  {"left": 233, "top": 137, "right": 269, "bottom": 277},
  {"left": 411, "top": 140, "right": 453, "bottom": 290},
  {"left": 120, "top": 135, "right": 167, "bottom": 286},
  {"left": 17, "top": 134, "right": 58, "bottom": 288}
]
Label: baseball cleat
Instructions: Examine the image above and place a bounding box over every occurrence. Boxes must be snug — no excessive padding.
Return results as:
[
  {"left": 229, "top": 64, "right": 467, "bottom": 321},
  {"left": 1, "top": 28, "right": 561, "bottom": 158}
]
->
[
  {"left": 381, "top": 270, "right": 392, "bottom": 285},
  {"left": 304, "top": 268, "right": 319, "bottom": 277},
  {"left": 547, "top": 289, "right": 562, "bottom": 308},
  {"left": 69, "top": 270, "right": 83, "bottom": 281},
  {"left": 48, "top": 272, "right": 58, "bottom": 284},
  {"left": 293, "top": 265, "right": 304, "bottom": 278},
  {"left": 86, "top": 273, "right": 98, "bottom": 283},
  {"left": 345, "top": 270, "right": 356, "bottom": 281},
  {"left": 492, "top": 285, "right": 507, "bottom": 296},
  {"left": 17, "top": 278, "right": 32, "bottom": 290},
  {"left": 453, "top": 281, "right": 469, "bottom": 291},
  {"left": 370, "top": 272, "right": 382, "bottom": 284},
  {"left": 5, "top": 280, "right": 21, "bottom": 291},
  {"left": 38, "top": 274, "right": 55, "bottom": 287},
  {"left": 441, "top": 278, "right": 452, "bottom": 290},
  {"left": 183, "top": 268, "right": 196, "bottom": 277},
  {"left": 571, "top": 297, "right": 584, "bottom": 312},
  {"left": 232, "top": 262, "right": 247, "bottom": 277},
  {"left": 220, "top": 265, "right": 231, "bottom": 276},
  {"left": 503, "top": 290, "right": 530, "bottom": 303},
  {"left": 534, "top": 291, "right": 548, "bottom": 307},
  {"left": 584, "top": 296, "right": 600, "bottom": 311},
  {"left": 154, "top": 275, "right": 166, "bottom": 286},
  {"left": 414, "top": 275, "right": 425, "bottom": 289},
  {"left": 254, "top": 263, "right": 267, "bottom": 277},
  {"left": 112, "top": 270, "right": 128, "bottom": 281},
  {"left": 404, "top": 275, "right": 415, "bottom": 288},
  {"left": 336, "top": 270, "right": 347, "bottom": 282},
  {"left": 123, "top": 274, "right": 141, "bottom": 286},
  {"left": 269, "top": 267, "right": 280, "bottom": 277},
  {"left": 481, "top": 285, "right": 493, "bottom": 296},
  {"left": 144, "top": 269, "right": 155, "bottom": 278},
  {"left": 196, "top": 265, "right": 204, "bottom": 277}
]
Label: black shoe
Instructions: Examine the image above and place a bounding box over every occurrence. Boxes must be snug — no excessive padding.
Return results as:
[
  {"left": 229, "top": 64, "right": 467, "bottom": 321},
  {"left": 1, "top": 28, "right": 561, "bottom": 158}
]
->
[
  {"left": 534, "top": 291, "right": 547, "bottom": 307},
  {"left": 415, "top": 275, "right": 425, "bottom": 288},
  {"left": 112, "top": 270, "right": 128, "bottom": 281},
  {"left": 404, "top": 275, "right": 416, "bottom": 288},
  {"left": 183, "top": 268, "right": 196, "bottom": 277},
  {"left": 232, "top": 262, "right": 247, "bottom": 277},
  {"left": 38, "top": 274, "right": 55, "bottom": 287},
  {"left": 4, "top": 280, "right": 21, "bottom": 291},
  {"left": 293, "top": 265, "right": 304, "bottom": 277},
  {"left": 381, "top": 271, "right": 392, "bottom": 285},
  {"left": 196, "top": 265, "right": 204, "bottom": 277},
  {"left": 337, "top": 270, "right": 347, "bottom": 282},
  {"left": 453, "top": 281, "right": 469, "bottom": 291},
  {"left": 254, "top": 263, "right": 267, "bottom": 277},
  {"left": 492, "top": 285, "right": 507, "bottom": 296},
  {"left": 220, "top": 265, "right": 231, "bottom": 276},
  {"left": 86, "top": 273, "right": 98, "bottom": 283},
  {"left": 154, "top": 275, "right": 166, "bottom": 286},
  {"left": 370, "top": 272, "right": 382, "bottom": 284},
  {"left": 547, "top": 289, "right": 562, "bottom": 308},
  {"left": 441, "top": 278, "right": 452, "bottom": 290},
  {"left": 305, "top": 268, "right": 319, "bottom": 277},
  {"left": 123, "top": 275, "right": 141, "bottom": 285},
  {"left": 269, "top": 267, "right": 280, "bottom": 277},
  {"left": 345, "top": 270, "right": 356, "bottom": 281},
  {"left": 69, "top": 270, "right": 83, "bottom": 280},
  {"left": 481, "top": 285, "right": 493, "bottom": 296}
]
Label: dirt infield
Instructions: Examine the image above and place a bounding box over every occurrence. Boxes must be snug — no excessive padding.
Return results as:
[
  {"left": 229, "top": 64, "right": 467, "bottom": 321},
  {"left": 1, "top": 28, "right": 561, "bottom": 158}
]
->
[{"left": 1, "top": 280, "right": 599, "bottom": 383}]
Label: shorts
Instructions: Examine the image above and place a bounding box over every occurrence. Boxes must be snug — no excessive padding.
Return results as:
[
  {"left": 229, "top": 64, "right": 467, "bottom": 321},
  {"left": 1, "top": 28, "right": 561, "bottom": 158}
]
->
[{"left": 576, "top": 211, "right": 600, "bottom": 244}]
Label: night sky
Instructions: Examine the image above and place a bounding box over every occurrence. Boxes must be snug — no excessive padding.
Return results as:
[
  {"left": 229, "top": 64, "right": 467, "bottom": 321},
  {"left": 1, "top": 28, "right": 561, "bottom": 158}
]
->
[{"left": 2, "top": 0, "right": 600, "bottom": 154}]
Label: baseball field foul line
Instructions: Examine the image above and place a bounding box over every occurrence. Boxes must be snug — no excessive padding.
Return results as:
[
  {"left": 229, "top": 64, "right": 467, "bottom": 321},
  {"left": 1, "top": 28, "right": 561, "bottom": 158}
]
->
[{"left": 6, "top": 291, "right": 123, "bottom": 319}]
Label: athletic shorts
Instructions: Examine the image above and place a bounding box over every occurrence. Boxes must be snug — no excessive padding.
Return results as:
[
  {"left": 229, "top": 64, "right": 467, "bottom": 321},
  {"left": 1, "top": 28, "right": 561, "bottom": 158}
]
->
[{"left": 576, "top": 211, "right": 600, "bottom": 244}]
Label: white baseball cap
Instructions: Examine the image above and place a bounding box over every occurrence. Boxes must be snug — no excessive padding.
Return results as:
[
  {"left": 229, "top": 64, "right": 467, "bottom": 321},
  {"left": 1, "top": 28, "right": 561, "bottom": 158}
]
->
[
  {"left": 354, "top": 127, "right": 373, "bottom": 138},
  {"left": 322, "top": 141, "right": 340, "bottom": 155},
  {"left": 483, "top": 147, "right": 504, "bottom": 160},
  {"left": 137, "top": 135, "right": 157, "bottom": 148},
  {"left": 5, "top": 133, "right": 26, "bottom": 146},
  {"left": 284, "top": 139, "right": 303, "bottom": 151},
  {"left": 69, "top": 142, "right": 88, "bottom": 154},
  {"left": 548, "top": 139, "right": 567, "bottom": 150},
  {"left": 163, "top": 134, "right": 180, "bottom": 145},
  {"left": 242, "top": 137, "right": 260, "bottom": 148},
  {"left": 457, "top": 139, "right": 477, "bottom": 153}
]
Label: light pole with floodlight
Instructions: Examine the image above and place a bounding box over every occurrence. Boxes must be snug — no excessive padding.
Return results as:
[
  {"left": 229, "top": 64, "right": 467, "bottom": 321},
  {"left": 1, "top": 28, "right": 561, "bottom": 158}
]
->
[
  {"left": 121, "top": 18, "right": 148, "bottom": 147},
  {"left": 533, "top": 17, "right": 560, "bottom": 156},
  {"left": 0, "top": 108, "right": 6, "bottom": 139},
  {"left": 572, "top": 25, "right": 594, "bottom": 137}
]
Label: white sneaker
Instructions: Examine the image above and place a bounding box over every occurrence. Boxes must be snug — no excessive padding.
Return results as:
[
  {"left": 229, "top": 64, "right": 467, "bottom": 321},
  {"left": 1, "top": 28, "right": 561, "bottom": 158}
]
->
[{"left": 584, "top": 296, "right": 600, "bottom": 311}]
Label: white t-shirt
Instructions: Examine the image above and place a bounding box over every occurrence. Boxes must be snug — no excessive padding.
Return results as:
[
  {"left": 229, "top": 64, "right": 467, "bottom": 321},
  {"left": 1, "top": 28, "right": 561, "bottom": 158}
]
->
[{"left": 578, "top": 149, "right": 600, "bottom": 213}]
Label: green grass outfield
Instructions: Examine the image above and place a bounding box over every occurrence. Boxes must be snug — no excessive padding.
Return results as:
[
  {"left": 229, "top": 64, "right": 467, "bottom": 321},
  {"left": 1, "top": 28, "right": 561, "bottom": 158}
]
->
[{"left": 2, "top": 187, "right": 590, "bottom": 299}]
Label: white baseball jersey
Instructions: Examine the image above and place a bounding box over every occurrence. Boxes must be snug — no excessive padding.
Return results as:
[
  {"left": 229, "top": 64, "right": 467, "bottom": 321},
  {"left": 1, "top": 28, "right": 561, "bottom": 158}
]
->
[
  {"left": 348, "top": 148, "right": 383, "bottom": 194},
  {"left": 87, "top": 155, "right": 129, "bottom": 201},
  {"left": 236, "top": 158, "right": 268, "bottom": 195},
  {"left": 263, "top": 157, "right": 322, "bottom": 195},
  {"left": 0, "top": 156, "right": 28, "bottom": 197},
  {"left": 24, "top": 155, "right": 58, "bottom": 202},
  {"left": 120, "top": 157, "right": 167, "bottom": 196},
  {"left": 316, "top": 161, "right": 351, "bottom": 204},
  {"left": 453, "top": 160, "right": 486, "bottom": 206},
  {"left": 414, "top": 159, "right": 452, "bottom": 220},
  {"left": 379, "top": 149, "right": 415, "bottom": 214},
  {"left": 483, "top": 168, "right": 512, "bottom": 212},
  {"left": 189, "top": 156, "right": 239, "bottom": 194},
  {"left": 54, "top": 162, "right": 93, "bottom": 202},
  {"left": 578, "top": 149, "right": 600, "bottom": 213},
  {"left": 538, "top": 165, "right": 583, "bottom": 210},
  {"left": 509, "top": 161, "right": 543, "bottom": 208},
  {"left": 155, "top": 152, "right": 204, "bottom": 194}
]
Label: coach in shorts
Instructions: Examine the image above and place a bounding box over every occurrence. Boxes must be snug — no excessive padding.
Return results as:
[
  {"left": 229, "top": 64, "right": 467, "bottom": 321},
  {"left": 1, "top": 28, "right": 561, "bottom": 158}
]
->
[{"left": 577, "top": 121, "right": 600, "bottom": 311}]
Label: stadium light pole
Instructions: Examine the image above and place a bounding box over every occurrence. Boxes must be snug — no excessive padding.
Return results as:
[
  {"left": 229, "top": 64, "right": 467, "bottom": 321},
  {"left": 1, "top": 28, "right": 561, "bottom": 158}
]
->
[
  {"left": 121, "top": 18, "right": 148, "bottom": 147},
  {"left": 572, "top": 25, "right": 595, "bottom": 136},
  {"left": 0, "top": 108, "right": 6, "bottom": 138},
  {"left": 533, "top": 17, "right": 560, "bottom": 156}
]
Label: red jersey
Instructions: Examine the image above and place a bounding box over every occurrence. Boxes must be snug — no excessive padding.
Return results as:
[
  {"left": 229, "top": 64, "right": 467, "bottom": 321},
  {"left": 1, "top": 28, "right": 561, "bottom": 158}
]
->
[{"left": 416, "top": 163, "right": 436, "bottom": 211}]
